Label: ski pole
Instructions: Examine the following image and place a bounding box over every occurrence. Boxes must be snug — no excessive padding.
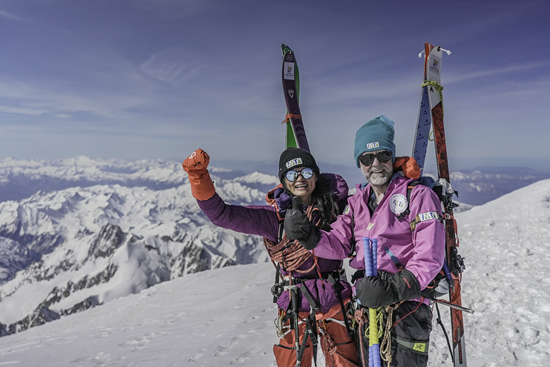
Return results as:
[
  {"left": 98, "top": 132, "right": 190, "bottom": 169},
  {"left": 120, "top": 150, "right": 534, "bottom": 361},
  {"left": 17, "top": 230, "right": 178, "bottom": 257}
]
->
[
  {"left": 435, "top": 299, "right": 475, "bottom": 314},
  {"left": 362, "top": 237, "right": 381, "bottom": 367}
]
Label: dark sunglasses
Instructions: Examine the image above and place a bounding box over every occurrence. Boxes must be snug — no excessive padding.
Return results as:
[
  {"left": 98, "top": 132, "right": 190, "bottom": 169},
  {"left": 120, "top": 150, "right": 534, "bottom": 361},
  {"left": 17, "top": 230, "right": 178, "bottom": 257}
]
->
[
  {"left": 285, "top": 167, "right": 314, "bottom": 182},
  {"left": 359, "top": 151, "right": 392, "bottom": 166}
]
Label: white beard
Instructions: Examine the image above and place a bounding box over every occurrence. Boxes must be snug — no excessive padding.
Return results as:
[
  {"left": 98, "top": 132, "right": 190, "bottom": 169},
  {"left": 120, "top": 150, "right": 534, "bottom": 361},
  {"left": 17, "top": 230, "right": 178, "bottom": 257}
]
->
[{"left": 362, "top": 166, "right": 392, "bottom": 187}]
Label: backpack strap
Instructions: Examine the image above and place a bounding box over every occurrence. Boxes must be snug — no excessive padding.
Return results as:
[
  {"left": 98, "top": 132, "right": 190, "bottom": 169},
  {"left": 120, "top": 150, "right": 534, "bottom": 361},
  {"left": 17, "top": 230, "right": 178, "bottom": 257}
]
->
[
  {"left": 348, "top": 212, "right": 357, "bottom": 258},
  {"left": 395, "top": 180, "right": 420, "bottom": 222},
  {"left": 328, "top": 272, "right": 354, "bottom": 339}
]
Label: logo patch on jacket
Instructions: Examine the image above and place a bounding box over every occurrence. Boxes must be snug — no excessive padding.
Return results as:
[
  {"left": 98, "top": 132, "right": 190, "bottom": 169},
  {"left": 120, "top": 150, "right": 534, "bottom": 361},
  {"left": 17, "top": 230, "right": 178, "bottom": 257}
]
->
[
  {"left": 418, "top": 211, "right": 439, "bottom": 221},
  {"left": 389, "top": 194, "right": 408, "bottom": 215}
]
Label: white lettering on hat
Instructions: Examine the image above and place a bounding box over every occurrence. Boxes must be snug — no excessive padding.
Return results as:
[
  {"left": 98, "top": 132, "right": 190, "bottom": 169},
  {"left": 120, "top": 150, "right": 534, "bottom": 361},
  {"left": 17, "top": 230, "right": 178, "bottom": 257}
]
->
[
  {"left": 286, "top": 158, "right": 303, "bottom": 169},
  {"left": 367, "top": 142, "right": 380, "bottom": 149},
  {"left": 390, "top": 194, "right": 408, "bottom": 215}
]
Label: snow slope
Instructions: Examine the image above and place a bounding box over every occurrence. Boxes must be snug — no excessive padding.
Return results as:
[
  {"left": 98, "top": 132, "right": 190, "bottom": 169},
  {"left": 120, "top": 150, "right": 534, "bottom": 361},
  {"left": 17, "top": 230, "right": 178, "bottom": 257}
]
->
[{"left": 0, "top": 179, "right": 549, "bottom": 366}]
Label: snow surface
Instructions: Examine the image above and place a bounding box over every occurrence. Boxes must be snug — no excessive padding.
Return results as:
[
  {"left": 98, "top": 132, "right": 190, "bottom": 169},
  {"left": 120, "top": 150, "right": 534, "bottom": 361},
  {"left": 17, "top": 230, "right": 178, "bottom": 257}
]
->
[{"left": 1, "top": 178, "right": 550, "bottom": 366}]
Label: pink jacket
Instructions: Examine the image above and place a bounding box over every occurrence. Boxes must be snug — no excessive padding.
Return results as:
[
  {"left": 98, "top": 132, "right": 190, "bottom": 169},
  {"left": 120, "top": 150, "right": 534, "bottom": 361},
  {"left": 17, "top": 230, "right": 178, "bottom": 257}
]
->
[{"left": 313, "top": 175, "right": 445, "bottom": 290}]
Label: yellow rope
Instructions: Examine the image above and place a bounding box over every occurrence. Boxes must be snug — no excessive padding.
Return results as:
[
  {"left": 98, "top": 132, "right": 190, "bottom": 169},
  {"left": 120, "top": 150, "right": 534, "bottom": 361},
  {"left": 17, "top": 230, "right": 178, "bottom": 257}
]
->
[{"left": 379, "top": 304, "right": 399, "bottom": 363}]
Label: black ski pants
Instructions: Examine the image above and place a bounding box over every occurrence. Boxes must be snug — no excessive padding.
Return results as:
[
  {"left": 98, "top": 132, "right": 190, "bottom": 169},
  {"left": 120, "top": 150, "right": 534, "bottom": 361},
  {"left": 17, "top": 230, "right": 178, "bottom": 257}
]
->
[{"left": 356, "top": 301, "right": 432, "bottom": 367}]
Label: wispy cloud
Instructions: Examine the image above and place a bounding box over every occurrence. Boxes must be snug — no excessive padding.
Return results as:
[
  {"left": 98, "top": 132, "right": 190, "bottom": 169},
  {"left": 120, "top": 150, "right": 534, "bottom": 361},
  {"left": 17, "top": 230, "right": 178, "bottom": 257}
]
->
[
  {"left": 446, "top": 61, "right": 549, "bottom": 84},
  {"left": 0, "top": 8, "right": 23, "bottom": 21},
  {"left": 141, "top": 48, "right": 203, "bottom": 85}
]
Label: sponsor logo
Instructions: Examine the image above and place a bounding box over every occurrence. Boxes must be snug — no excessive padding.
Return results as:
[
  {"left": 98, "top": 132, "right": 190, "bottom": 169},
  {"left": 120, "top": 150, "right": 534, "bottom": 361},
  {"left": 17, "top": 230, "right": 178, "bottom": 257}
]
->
[
  {"left": 367, "top": 223, "right": 374, "bottom": 230},
  {"left": 283, "top": 62, "right": 295, "bottom": 80},
  {"left": 188, "top": 152, "right": 196, "bottom": 159},
  {"left": 288, "top": 89, "right": 295, "bottom": 99},
  {"left": 285, "top": 158, "right": 303, "bottom": 169},
  {"left": 366, "top": 142, "right": 380, "bottom": 149},
  {"left": 413, "top": 342, "right": 427, "bottom": 353},
  {"left": 418, "top": 212, "right": 439, "bottom": 222},
  {"left": 389, "top": 194, "right": 408, "bottom": 215},
  {"left": 429, "top": 56, "right": 441, "bottom": 75},
  {"left": 343, "top": 205, "right": 350, "bottom": 214}
]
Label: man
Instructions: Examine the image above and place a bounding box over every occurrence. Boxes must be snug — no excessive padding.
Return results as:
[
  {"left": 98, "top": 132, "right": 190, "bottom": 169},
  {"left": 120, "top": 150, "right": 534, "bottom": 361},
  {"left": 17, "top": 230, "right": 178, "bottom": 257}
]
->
[{"left": 284, "top": 115, "right": 445, "bottom": 367}]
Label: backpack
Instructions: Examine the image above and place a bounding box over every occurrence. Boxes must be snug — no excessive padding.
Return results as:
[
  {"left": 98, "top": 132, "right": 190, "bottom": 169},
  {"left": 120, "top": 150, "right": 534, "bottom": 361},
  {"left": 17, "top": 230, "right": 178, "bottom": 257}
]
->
[{"left": 396, "top": 176, "right": 461, "bottom": 300}]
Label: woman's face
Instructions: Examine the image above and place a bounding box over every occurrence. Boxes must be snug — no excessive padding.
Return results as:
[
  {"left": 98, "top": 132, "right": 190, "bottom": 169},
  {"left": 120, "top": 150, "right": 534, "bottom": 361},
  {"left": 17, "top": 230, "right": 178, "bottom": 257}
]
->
[{"left": 284, "top": 166, "right": 317, "bottom": 205}]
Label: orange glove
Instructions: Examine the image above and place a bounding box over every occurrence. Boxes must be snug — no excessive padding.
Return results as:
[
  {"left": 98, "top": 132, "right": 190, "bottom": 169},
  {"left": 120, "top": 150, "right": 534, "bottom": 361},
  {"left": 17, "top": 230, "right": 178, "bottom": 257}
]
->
[
  {"left": 182, "top": 148, "right": 216, "bottom": 201},
  {"left": 394, "top": 156, "right": 421, "bottom": 179}
]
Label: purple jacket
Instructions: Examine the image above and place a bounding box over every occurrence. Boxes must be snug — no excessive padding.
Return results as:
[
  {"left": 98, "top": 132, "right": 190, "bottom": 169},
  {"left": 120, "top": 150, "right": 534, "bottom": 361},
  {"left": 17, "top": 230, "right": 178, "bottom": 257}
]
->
[
  {"left": 313, "top": 175, "right": 445, "bottom": 290},
  {"left": 196, "top": 173, "right": 352, "bottom": 313}
]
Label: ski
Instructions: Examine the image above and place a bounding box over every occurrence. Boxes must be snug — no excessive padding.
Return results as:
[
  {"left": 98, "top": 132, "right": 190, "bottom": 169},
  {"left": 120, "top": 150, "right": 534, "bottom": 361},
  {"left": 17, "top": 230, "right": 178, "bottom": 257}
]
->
[
  {"left": 281, "top": 44, "right": 310, "bottom": 152},
  {"left": 416, "top": 43, "right": 468, "bottom": 367},
  {"left": 413, "top": 43, "right": 448, "bottom": 172}
]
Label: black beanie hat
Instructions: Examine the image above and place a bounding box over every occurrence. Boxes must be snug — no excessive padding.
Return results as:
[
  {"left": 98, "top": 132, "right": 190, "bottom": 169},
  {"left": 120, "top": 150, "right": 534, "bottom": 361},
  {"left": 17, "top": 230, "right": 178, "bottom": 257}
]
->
[{"left": 278, "top": 147, "right": 320, "bottom": 183}]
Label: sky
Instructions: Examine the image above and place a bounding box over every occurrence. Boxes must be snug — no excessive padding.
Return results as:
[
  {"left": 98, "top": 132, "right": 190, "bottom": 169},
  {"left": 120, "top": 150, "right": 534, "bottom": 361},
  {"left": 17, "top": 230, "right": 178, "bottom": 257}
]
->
[{"left": 0, "top": 0, "right": 549, "bottom": 175}]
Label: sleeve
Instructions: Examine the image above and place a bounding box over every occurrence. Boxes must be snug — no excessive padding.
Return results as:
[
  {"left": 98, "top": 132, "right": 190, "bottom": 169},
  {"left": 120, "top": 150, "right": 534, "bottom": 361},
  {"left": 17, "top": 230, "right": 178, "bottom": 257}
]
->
[
  {"left": 406, "top": 185, "right": 446, "bottom": 289},
  {"left": 197, "top": 193, "right": 280, "bottom": 243},
  {"left": 311, "top": 197, "right": 357, "bottom": 261}
]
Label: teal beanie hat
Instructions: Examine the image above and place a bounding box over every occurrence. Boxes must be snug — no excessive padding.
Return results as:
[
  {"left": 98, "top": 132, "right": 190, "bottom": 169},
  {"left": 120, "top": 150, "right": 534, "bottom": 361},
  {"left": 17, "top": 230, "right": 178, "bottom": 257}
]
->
[{"left": 353, "top": 115, "right": 396, "bottom": 167}]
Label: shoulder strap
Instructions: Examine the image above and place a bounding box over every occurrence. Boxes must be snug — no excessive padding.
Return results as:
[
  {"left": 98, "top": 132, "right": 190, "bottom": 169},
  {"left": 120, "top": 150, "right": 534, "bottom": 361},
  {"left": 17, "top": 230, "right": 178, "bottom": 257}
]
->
[
  {"left": 348, "top": 212, "right": 356, "bottom": 258},
  {"left": 277, "top": 221, "right": 285, "bottom": 242},
  {"left": 396, "top": 180, "right": 420, "bottom": 221}
]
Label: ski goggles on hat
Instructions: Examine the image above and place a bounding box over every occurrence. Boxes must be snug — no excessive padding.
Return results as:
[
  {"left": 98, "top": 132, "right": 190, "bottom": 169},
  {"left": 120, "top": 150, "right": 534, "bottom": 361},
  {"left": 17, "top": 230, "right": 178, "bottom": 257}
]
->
[
  {"left": 285, "top": 167, "right": 314, "bottom": 182},
  {"left": 359, "top": 151, "right": 392, "bottom": 166}
]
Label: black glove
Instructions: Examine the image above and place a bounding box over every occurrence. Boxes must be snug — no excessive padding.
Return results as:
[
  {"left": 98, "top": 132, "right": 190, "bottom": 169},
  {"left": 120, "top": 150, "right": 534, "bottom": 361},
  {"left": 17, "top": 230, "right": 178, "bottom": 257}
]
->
[
  {"left": 355, "top": 269, "right": 421, "bottom": 308},
  {"left": 284, "top": 196, "right": 320, "bottom": 250}
]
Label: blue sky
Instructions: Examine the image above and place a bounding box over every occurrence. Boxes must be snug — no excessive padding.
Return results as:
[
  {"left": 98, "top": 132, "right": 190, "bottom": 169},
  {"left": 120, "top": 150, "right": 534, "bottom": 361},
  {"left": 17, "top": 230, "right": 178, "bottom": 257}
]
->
[{"left": 0, "top": 0, "right": 549, "bottom": 175}]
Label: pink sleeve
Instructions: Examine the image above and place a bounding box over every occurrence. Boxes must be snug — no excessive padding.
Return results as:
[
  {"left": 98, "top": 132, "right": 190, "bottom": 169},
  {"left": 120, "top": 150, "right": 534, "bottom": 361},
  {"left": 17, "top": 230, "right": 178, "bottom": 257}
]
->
[
  {"left": 312, "top": 198, "right": 357, "bottom": 261},
  {"left": 406, "top": 185, "right": 446, "bottom": 289}
]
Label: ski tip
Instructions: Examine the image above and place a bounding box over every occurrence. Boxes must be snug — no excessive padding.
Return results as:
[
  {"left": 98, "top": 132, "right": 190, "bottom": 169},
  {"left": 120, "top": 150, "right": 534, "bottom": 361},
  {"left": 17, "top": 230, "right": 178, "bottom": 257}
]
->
[{"left": 281, "top": 44, "right": 293, "bottom": 55}]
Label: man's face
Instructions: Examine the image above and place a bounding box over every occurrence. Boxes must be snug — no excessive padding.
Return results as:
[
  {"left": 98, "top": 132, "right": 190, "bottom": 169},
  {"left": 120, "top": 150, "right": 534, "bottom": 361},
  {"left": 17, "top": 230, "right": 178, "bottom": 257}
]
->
[{"left": 359, "top": 150, "right": 393, "bottom": 187}]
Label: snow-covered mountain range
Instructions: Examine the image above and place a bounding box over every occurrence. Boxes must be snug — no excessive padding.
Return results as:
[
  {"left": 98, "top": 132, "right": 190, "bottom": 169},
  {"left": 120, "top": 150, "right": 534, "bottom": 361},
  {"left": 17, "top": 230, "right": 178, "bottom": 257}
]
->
[
  {"left": 0, "top": 157, "right": 278, "bottom": 335},
  {"left": 0, "top": 177, "right": 549, "bottom": 366},
  {"left": 0, "top": 156, "right": 548, "bottom": 339},
  {"left": 2, "top": 157, "right": 548, "bottom": 205}
]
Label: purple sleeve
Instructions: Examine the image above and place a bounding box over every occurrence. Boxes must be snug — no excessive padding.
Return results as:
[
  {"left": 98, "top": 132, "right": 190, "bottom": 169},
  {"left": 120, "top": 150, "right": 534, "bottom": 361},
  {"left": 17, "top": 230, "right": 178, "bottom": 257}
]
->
[
  {"left": 197, "top": 193, "right": 280, "bottom": 243},
  {"left": 407, "top": 185, "right": 446, "bottom": 289}
]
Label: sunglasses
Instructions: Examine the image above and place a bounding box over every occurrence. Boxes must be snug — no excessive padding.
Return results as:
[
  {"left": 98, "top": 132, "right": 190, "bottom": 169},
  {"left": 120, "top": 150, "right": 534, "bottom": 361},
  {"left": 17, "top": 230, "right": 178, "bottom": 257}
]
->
[
  {"left": 359, "top": 151, "right": 392, "bottom": 166},
  {"left": 285, "top": 167, "right": 314, "bottom": 182}
]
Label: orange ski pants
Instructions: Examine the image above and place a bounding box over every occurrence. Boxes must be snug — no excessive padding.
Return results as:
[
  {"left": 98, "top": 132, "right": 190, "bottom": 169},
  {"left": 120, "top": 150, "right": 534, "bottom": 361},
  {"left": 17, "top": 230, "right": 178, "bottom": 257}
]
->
[{"left": 273, "top": 300, "right": 358, "bottom": 367}]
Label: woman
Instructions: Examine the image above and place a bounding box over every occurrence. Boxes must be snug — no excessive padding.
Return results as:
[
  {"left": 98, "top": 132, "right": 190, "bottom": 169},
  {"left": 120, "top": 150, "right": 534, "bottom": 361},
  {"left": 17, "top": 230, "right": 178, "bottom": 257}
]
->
[{"left": 182, "top": 147, "right": 358, "bottom": 367}]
